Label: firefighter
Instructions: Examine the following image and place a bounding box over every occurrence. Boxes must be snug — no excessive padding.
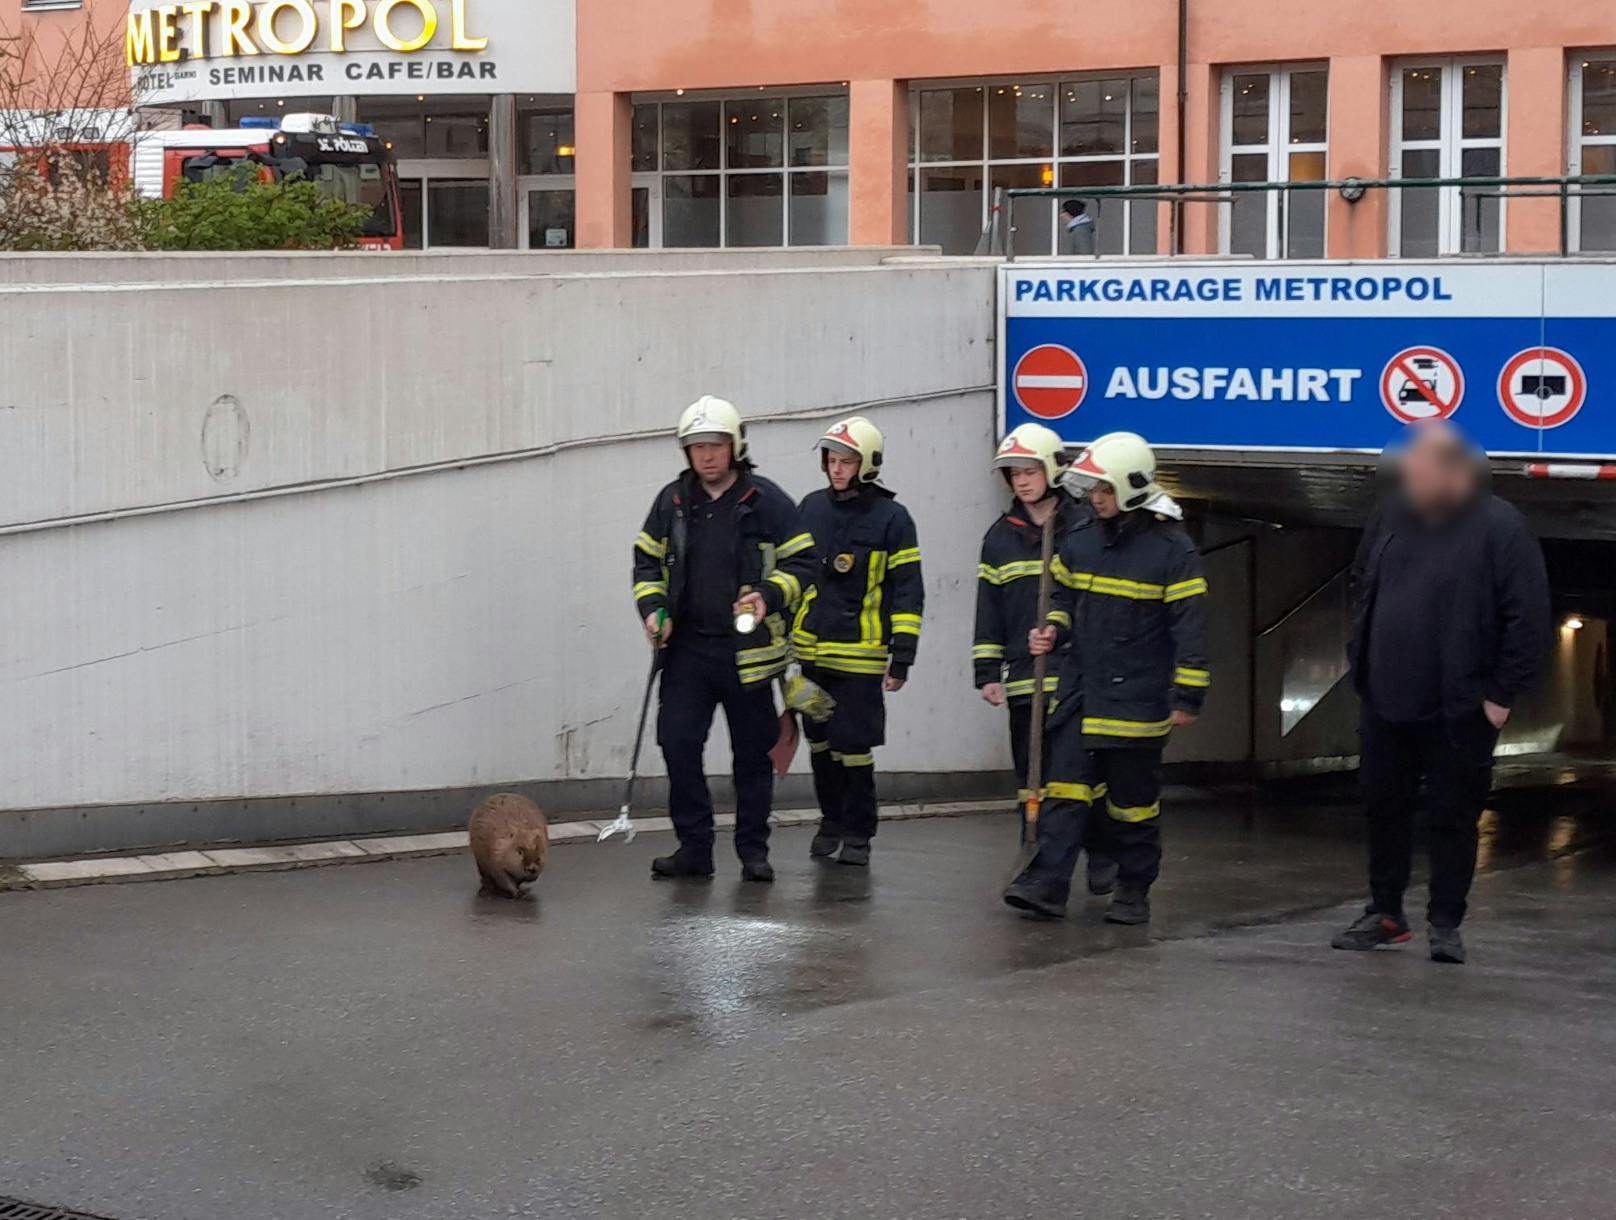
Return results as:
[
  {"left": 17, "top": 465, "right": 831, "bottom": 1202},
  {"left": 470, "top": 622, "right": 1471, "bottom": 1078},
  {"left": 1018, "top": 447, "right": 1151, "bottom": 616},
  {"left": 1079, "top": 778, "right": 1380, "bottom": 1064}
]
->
[
  {"left": 974, "top": 423, "right": 1117, "bottom": 897},
  {"left": 791, "top": 417, "right": 923, "bottom": 866},
  {"left": 631, "top": 396, "right": 817, "bottom": 883},
  {"left": 1003, "top": 432, "right": 1209, "bottom": 924}
]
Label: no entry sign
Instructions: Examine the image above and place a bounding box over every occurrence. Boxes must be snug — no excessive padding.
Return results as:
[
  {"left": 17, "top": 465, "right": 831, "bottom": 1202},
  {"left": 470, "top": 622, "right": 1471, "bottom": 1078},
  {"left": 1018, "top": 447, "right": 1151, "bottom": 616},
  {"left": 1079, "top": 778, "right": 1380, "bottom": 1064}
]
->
[
  {"left": 1497, "top": 347, "right": 1586, "bottom": 429},
  {"left": 1012, "top": 344, "right": 1087, "bottom": 420},
  {"left": 1380, "top": 346, "right": 1463, "bottom": 423}
]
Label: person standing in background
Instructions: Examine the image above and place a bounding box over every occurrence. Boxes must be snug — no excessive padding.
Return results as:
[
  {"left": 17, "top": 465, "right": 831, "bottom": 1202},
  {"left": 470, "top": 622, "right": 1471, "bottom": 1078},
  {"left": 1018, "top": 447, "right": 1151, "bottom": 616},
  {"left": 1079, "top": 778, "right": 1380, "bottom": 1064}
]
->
[
  {"left": 1332, "top": 423, "right": 1550, "bottom": 965},
  {"left": 1059, "top": 199, "right": 1096, "bottom": 256}
]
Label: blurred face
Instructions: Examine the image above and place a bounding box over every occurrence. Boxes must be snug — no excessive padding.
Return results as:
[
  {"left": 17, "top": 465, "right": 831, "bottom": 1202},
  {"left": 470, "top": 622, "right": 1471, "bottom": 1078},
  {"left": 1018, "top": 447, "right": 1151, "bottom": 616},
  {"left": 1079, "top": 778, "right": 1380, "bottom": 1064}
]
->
[
  {"left": 1089, "top": 481, "right": 1120, "bottom": 518},
  {"left": 1401, "top": 424, "right": 1479, "bottom": 519},
  {"left": 1008, "top": 463, "right": 1049, "bottom": 505},
  {"left": 825, "top": 449, "right": 861, "bottom": 492},
  {"left": 685, "top": 440, "right": 734, "bottom": 486}
]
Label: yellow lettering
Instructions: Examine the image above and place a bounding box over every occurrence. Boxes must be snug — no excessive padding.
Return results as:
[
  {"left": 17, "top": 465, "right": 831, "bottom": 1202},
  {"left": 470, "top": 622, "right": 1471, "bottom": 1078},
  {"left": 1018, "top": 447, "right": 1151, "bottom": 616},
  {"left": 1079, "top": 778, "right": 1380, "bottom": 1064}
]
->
[
  {"left": 328, "top": 0, "right": 365, "bottom": 51},
  {"left": 157, "top": 5, "right": 182, "bottom": 61},
  {"left": 180, "top": 2, "right": 215, "bottom": 56},
  {"left": 449, "top": 0, "right": 485, "bottom": 50},
  {"left": 220, "top": 0, "right": 259, "bottom": 54},
  {"left": 257, "top": 0, "right": 318, "bottom": 53},
  {"left": 373, "top": 0, "right": 436, "bottom": 52},
  {"left": 124, "top": 8, "right": 157, "bottom": 64}
]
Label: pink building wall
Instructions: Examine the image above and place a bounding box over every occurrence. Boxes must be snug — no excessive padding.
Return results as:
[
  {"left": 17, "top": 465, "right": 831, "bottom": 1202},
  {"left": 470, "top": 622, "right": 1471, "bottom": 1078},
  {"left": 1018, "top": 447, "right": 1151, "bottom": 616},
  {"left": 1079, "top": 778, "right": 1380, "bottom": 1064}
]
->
[{"left": 574, "top": 0, "right": 1616, "bottom": 252}]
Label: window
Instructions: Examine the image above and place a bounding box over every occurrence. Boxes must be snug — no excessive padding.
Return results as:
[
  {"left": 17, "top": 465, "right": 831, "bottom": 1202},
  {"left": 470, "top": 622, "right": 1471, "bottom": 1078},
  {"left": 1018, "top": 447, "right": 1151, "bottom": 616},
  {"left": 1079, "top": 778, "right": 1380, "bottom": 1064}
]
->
[
  {"left": 1390, "top": 59, "right": 1506, "bottom": 256},
  {"left": 1569, "top": 57, "right": 1616, "bottom": 252},
  {"left": 910, "top": 75, "right": 1159, "bottom": 256},
  {"left": 631, "top": 89, "right": 849, "bottom": 248},
  {"left": 1219, "top": 65, "right": 1328, "bottom": 258}
]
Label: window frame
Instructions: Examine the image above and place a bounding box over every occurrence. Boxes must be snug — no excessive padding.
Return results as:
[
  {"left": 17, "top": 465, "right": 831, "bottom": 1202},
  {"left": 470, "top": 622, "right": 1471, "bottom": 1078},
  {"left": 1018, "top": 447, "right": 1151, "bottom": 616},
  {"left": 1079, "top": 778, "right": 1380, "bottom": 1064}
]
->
[
  {"left": 631, "top": 86, "right": 851, "bottom": 249},
  {"left": 907, "top": 72, "right": 1162, "bottom": 256},
  {"left": 1218, "top": 63, "right": 1330, "bottom": 259},
  {"left": 1388, "top": 55, "right": 1508, "bottom": 257},
  {"left": 1566, "top": 54, "right": 1616, "bottom": 254}
]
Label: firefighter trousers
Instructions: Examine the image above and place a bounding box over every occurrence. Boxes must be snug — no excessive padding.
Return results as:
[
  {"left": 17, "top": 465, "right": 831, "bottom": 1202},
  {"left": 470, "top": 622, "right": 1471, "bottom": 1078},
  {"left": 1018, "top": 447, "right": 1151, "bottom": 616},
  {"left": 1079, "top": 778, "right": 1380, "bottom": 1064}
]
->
[
  {"left": 656, "top": 634, "right": 777, "bottom": 860},
  {"left": 1019, "top": 725, "right": 1164, "bottom": 903},
  {"left": 803, "top": 666, "right": 885, "bottom": 845},
  {"left": 1008, "top": 697, "right": 1115, "bottom": 870}
]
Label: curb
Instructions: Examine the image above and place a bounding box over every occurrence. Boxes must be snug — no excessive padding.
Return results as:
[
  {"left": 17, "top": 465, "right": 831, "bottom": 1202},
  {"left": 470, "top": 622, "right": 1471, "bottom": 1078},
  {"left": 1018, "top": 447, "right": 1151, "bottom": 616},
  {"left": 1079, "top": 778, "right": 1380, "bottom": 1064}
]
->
[{"left": 1, "top": 800, "right": 1014, "bottom": 891}]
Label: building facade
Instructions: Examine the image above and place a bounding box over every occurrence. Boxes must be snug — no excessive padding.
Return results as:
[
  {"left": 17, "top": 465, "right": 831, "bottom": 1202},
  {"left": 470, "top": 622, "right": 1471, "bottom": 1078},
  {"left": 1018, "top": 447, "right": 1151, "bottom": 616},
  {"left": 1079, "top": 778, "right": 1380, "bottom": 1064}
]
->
[{"left": 7, "top": 0, "right": 1616, "bottom": 254}]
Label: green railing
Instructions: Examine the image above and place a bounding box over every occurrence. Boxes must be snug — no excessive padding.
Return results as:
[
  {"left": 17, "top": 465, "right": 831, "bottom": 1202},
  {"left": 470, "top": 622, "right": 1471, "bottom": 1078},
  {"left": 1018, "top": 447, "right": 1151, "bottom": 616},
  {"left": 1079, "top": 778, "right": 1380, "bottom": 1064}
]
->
[{"left": 994, "top": 174, "right": 1616, "bottom": 260}]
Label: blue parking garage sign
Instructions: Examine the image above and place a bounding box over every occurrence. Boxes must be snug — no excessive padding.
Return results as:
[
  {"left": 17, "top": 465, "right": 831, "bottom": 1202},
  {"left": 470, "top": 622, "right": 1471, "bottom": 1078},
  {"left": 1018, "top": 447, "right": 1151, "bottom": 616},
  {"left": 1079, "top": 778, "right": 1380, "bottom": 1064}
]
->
[{"left": 998, "top": 261, "right": 1616, "bottom": 458}]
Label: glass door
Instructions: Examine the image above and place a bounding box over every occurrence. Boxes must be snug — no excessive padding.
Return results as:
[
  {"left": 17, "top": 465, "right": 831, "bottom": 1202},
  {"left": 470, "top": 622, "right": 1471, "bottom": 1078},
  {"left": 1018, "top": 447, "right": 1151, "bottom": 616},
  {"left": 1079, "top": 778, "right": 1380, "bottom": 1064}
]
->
[{"left": 518, "top": 176, "right": 576, "bottom": 249}]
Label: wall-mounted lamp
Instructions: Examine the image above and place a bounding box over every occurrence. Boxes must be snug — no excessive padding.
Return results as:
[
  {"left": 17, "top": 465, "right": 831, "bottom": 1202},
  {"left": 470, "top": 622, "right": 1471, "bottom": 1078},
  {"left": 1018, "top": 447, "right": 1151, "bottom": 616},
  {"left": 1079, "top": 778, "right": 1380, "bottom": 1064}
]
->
[
  {"left": 1563, "top": 615, "right": 1585, "bottom": 631},
  {"left": 1339, "top": 176, "right": 1367, "bottom": 204}
]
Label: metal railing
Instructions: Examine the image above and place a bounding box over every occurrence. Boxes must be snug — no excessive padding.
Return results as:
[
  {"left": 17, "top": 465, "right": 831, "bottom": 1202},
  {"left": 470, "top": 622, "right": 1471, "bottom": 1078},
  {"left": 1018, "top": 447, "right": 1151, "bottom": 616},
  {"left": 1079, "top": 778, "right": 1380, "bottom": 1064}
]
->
[{"left": 990, "top": 174, "right": 1616, "bottom": 260}]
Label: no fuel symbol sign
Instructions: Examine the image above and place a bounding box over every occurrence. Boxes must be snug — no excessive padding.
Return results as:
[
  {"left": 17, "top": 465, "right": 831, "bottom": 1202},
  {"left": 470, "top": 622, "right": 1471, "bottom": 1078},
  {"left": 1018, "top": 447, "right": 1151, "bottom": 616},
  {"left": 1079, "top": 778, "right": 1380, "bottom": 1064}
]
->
[{"left": 1380, "top": 346, "right": 1464, "bottom": 423}]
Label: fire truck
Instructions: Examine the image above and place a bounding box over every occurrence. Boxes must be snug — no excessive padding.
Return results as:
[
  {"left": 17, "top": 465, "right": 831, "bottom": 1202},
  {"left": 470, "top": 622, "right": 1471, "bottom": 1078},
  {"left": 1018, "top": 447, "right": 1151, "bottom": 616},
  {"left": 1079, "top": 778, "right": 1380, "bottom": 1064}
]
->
[{"left": 131, "top": 112, "right": 403, "bottom": 250}]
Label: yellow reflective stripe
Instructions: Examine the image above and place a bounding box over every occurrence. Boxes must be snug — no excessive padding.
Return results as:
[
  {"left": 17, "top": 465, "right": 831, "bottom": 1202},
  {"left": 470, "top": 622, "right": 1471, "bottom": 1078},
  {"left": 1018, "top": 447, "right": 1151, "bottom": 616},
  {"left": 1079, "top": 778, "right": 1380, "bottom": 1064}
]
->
[
  {"left": 1046, "top": 781, "right": 1108, "bottom": 802},
  {"left": 862, "top": 551, "right": 888, "bottom": 644},
  {"left": 979, "top": 560, "right": 1044, "bottom": 586},
  {"left": 737, "top": 641, "right": 790, "bottom": 665},
  {"left": 635, "top": 531, "right": 667, "bottom": 560},
  {"left": 891, "top": 612, "right": 922, "bottom": 637},
  {"left": 1047, "top": 610, "right": 1073, "bottom": 629},
  {"left": 832, "top": 751, "right": 875, "bottom": 767},
  {"left": 1004, "top": 676, "right": 1060, "bottom": 697},
  {"left": 1164, "top": 577, "right": 1209, "bottom": 603},
  {"left": 972, "top": 643, "right": 1006, "bottom": 659},
  {"left": 889, "top": 547, "right": 921, "bottom": 567},
  {"left": 814, "top": 657, "right": 888, "bottom": 676},
  {"left": 814, "top": 642, "right": 887, "bottom": 657},
  {"left": 1175, "top": 666, "right": 1211, "bottom": 688},
  {"left": 1088, "top": 575, "right": 1164, "bottom": 601},
  {"left": 1082, "top": 717, "right": 1172, "bottom": 739},
  {"left": 1106, "top": 799, "right": 1161, "bottom": 823},
  {"left": 739, "top": 667, "right": 785, "bottom": 685},
  {"left": 809, "top": 740, "right": 830, "bottom": 754},
  {"left": 777, "top": 532, "right": 814, "bottom": 561},
  {"left": 632, "top": 581, "right": 667, "bottom": 600},
  {"left": 768, "top": 569, "right": 803, "bottom": 605},
  {"left": 1050, "top": 557, "right": 1086, "bottom": 590}
]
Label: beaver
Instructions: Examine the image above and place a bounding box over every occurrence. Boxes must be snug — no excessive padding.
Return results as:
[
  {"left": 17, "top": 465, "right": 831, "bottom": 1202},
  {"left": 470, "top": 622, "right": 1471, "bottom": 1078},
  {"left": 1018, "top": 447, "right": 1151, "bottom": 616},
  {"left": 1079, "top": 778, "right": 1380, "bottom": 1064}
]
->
[{"left": 468, "top": 793, "right": 549, "bottom": 898}]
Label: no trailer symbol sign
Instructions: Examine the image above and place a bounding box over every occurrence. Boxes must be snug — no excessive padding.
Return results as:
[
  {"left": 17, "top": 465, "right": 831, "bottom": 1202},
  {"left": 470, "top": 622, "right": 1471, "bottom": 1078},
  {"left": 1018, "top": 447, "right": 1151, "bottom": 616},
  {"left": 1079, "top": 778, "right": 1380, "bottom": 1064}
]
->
[
  {"left": 1497, "top": 347, "right": 1586, "bottom": 429},
  {"left": 1380, "top": 346, "right": 1464, "bottom": 423}
]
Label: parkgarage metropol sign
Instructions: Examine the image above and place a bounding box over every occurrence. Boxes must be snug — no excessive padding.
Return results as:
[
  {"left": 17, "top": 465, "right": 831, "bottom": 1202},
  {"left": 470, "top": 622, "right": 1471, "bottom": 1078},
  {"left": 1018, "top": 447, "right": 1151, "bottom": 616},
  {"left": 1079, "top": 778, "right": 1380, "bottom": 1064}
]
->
[{"left": 126, "top": 0, "right": 575, "bottom": 103}]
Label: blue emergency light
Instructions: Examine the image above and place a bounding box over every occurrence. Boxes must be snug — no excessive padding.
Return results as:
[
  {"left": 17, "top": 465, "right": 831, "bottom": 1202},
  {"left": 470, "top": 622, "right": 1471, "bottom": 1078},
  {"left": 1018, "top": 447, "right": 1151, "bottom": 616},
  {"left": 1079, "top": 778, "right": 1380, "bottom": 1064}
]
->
[
  {"left": 340, "top": 123, "right": 378, "bottom": 138},
  {"left": 238, "top": 117, "right": 279, "bottom": 129}
]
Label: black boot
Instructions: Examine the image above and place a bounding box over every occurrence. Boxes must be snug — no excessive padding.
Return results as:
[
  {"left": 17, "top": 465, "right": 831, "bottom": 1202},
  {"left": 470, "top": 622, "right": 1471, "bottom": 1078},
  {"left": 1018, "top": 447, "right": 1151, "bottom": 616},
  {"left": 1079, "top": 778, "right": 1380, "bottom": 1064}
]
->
[
  {"left": 1086, "top": 856, "right": 1120, "bottom": 896},
  {"left": 740, "top": 856, "right": 775, "bottom": 884},
  {"left": 837, "top": 840, "right": 870, "bottom": 867},
  {"left": 1003, "top": 875, "right": 1068, "bottom": 919},
  {"left": 1104, "top": 885, "right": 1151, "bottom": 925},
  {"left": 810, "top": 818, "right": 841, "bottom": 860},
  {"left": 651, "top": 846, "right": 715, "bottom": 879}
]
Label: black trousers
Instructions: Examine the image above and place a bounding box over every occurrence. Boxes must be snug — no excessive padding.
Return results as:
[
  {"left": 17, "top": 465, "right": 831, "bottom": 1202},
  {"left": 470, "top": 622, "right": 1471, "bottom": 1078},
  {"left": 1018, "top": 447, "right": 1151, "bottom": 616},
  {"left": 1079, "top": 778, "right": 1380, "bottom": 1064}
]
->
[
  {"left": 804, "top": 666, "right": 885, "bottom": 845},
  {"left": 1017, "top": 721, "right": 1163, "bottom": 903},
  {"left": 657, "top": 634, "right": 777, "bottom": 860},
  {"left": 1008, "top": 697, "right": 1113, "bottom": 866},
  {"left": 1360, "top": 707, "right": 1498, "bottom": 928}
]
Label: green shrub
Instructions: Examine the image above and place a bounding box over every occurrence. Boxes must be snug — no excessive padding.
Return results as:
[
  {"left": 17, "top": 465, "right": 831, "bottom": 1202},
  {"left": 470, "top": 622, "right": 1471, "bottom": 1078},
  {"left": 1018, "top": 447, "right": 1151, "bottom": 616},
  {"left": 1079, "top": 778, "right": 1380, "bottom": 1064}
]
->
[{"left": 141, "top": 168, "right": 372, "bottom": 251}]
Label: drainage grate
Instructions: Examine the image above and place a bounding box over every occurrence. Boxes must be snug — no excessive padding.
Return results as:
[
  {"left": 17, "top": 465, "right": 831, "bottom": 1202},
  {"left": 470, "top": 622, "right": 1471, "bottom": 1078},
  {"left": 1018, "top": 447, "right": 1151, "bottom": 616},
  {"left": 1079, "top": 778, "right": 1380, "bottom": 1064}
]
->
[{"left": 0, "top": 1198, "right": 119, "bottom": 1220}]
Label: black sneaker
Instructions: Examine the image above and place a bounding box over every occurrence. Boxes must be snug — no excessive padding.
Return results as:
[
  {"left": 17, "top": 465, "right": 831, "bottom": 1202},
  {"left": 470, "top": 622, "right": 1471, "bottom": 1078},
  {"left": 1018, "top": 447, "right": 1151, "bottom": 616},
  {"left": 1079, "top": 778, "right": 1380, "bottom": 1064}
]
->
[
  {"left": 651, "top": 847, "right": 714, "bottom": 879},
  {"left": 1003, "top": 878, "right": 1067, "bottom": 919},
  {"left": 1104, "top": 886, "right": 1151, "bottom": 925},
  {"left": 809, "top": 832, "right": 840, "bottom": 859},
  {"left": 739, "top": 857, "right": 775, "bottom": 884},
  {"left": 1330, "top": 911, "right": 1412, "bottom": 951},
  {"left": 1086, "top": 857, "right": 1120, "bottom": 897},
  {"left": 1429, "top": 925, "right": 1466, "bottom": 965},
  {"left": 837, "top": 842, "right": 870, "bottom": 867}
]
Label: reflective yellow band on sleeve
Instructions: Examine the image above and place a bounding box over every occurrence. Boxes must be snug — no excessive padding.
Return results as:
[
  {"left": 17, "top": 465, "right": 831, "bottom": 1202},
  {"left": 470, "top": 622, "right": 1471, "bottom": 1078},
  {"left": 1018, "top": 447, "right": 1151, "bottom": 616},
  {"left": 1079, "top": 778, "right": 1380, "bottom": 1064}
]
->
[
  {"left": 1175, "top": 666, "right": 1211, "bottom": 688},
  {"left": 979, "top": 560, "right": 1044, "bottom": 586},
  {"left": 1004, "top": 676, "right": 1061, "bottom": 697},
  {"left": 972, "top": 643, "right": 1006, "bottom": 659},
  {"left": 1047, "top": 610, "right": 1073, "bottom": 629},
  {"left": 1106, "top": 799, "right": 1161, "bottom": 823},
  {"left": 889, "top": 547, "right": 921, "bottom": 568},
  {"left": 1082, "top": 717, "right": 1172, "bottom": 738},
  {"left": 633, "top": 581, "right": 668, "bottom": 600},
  {"left": 776, "top": 532, "right": 815, "bottom": 561},
  {"left": 1046, "top": 781, "right": 1108, "bottom": 802},
  {"left": 890, "top": 613, "right": 922, "bottom": 637},
  {"left": 809, "top": 740, "right": 830, "bottom": 754},
  {"left": 768, "top": 570, "right": 803, "bottom": 605},
  {"left": 1164, "top": 578, "right": 1209, "bottom": 602},
  {"left": 635, "top": 532, "right": 668, "bottom": 560}
]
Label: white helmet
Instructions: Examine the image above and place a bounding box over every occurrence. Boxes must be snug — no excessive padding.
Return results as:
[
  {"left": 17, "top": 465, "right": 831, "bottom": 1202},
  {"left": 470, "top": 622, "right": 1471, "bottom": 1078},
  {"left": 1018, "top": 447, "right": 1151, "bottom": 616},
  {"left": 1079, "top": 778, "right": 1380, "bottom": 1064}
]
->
[
  {"left": 677, "top": 396, "right": 747, "bottom": 461},
  {"left": 818, "top": 416, "right": 884, "bottom": 483},
  {"left": 1064, "top": 431, "right": 1163, "bottom": 512},
  {"left": 993, "top": 423, "right": 1068, "bottom": 485}
]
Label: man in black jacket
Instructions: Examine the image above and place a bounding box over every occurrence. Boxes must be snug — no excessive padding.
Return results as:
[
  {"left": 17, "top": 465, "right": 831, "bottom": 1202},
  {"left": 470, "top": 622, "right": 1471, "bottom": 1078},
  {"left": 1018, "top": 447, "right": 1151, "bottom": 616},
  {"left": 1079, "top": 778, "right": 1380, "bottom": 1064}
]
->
[
  {"left": 631, "top": 396, "right": 817, "bottom": 883},
  {"left": 1332, "top": 423, "right": 1550, "bottom": 964}
]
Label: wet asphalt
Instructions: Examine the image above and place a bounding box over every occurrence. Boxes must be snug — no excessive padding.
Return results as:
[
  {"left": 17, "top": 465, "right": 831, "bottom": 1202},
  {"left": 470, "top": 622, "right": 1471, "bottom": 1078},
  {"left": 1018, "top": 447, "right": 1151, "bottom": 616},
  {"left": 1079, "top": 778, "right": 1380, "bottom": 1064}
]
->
[{"left": 1, "top": 783, "right": 1614, "bottom": 1220}]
